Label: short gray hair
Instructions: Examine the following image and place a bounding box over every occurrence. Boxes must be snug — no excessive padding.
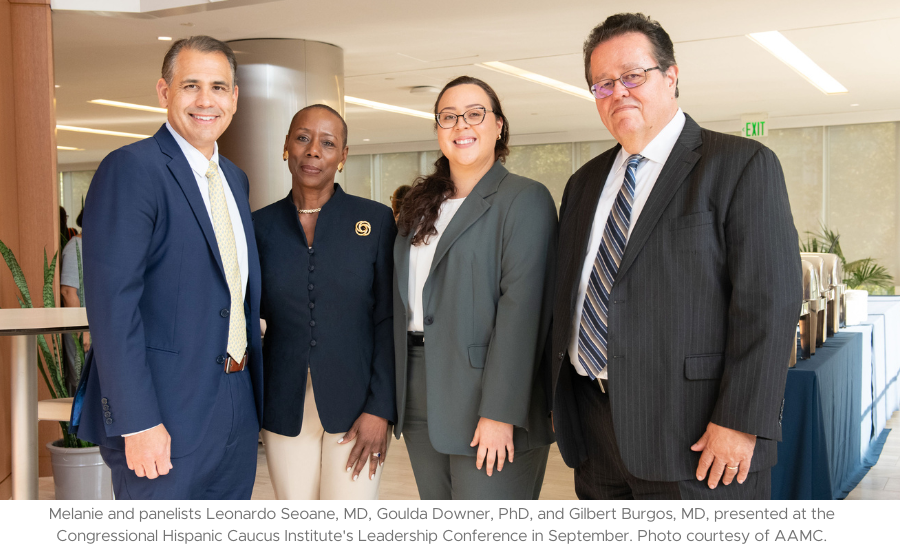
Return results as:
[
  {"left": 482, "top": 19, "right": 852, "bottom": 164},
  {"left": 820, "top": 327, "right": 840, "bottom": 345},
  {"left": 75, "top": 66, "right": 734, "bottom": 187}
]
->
[
  {"left": 161, "top": 35, "right": 237, "bottom": 86},
  {"left": 583, "top": 13, "right": 679, "bottom": 98}
]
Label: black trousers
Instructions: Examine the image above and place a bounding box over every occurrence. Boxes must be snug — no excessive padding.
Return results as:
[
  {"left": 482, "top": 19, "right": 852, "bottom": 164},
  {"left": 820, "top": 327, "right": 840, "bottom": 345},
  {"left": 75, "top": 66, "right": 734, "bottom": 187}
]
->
[{"left": 572, "top": 371, "right": 771, "bottom": 500}]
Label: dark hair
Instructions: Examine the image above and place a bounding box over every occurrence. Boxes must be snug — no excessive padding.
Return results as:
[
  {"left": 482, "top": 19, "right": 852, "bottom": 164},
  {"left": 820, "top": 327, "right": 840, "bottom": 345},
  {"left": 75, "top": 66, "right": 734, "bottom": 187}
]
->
[
  {"left": 397, "top": 76, "right": 510, "bottom": 245},
  {"left": 162, "top": 36, "right": 237, "bottom": 86},
  {"left": 583, "top": 13, "right": 678, "bottom": 98},
  {"left": 390, "top": 185, "right": 411, "bottom": 216},
  {"left": 288, "top": 104, "right": 348, "bottom": 148}
]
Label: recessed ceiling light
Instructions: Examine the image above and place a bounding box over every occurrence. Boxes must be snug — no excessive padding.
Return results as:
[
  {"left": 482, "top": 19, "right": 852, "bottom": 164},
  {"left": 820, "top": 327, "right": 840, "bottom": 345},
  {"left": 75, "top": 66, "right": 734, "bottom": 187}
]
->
[
  {"left": 56, "top": 146, "right": 84, "bottom": 151},
  {"left": 57, "top": 125, "right": 150, "bottom": 139},
  {"left": 158, "top": 36, "right": 173, "bottom": 41},
  {"left": 477, "top": 61, "right": 594, "bottom": 101},
  {"left": 54, "top": 85, "right": 60, "bottom": 88},
  {"left": 362, "top": 138, "right": 370, "bottom": 142},
  {"left": 89, "top": 99, "right": 167, "bottom": 114},
  {"left": 344, "top": 96, "right": 433, "bottom": 120},
  {"left": 180, "top": 22, "right": 194, "bottom": 27},
  {"left": 850, "top": 103, "right": 859, "bottom": 107},
  {"left": 747, "top": 31, "right": 848, "bottom": 94}
]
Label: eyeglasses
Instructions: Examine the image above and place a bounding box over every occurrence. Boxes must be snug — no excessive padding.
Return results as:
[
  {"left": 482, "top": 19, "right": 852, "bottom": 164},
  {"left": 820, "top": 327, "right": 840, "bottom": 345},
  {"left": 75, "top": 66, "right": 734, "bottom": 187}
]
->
[
  {"left": 435, "top": 107, "right": 494, "bottom": 129},
  {"left": 590, "top": 66, "right": 661, "bottom": 99}
]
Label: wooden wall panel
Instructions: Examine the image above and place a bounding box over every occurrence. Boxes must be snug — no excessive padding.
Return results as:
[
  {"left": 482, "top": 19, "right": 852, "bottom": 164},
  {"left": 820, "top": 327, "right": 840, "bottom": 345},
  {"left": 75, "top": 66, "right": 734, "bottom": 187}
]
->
[{"left": 1, "top": 0, "right": 59, "bottom": 484}]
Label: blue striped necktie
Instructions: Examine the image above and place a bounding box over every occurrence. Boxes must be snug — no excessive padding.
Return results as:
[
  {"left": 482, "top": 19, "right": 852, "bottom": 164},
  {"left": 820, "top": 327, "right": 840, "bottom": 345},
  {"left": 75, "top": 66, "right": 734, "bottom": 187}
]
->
[{"left": 578, "top": 154, "right": 643, "bottom": 380}]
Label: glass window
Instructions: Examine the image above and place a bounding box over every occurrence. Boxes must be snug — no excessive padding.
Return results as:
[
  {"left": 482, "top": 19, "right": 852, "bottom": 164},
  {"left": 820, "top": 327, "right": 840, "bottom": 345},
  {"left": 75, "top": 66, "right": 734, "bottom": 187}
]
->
[{"left": 505, "top": 143, "right": 575, "bottom": 208}]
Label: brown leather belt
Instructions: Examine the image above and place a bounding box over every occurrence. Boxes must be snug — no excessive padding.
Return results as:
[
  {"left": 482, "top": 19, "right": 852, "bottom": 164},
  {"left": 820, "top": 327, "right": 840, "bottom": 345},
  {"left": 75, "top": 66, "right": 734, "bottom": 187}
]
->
[{"left": 225, "top": 351, "right": 248, "bottom": 374}]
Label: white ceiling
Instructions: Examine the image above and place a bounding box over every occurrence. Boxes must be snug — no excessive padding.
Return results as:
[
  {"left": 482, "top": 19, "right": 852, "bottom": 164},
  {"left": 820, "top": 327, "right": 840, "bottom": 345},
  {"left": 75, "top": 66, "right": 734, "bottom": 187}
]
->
[{"left": 51, "top": 0, "right": 900, "bottom": 166}]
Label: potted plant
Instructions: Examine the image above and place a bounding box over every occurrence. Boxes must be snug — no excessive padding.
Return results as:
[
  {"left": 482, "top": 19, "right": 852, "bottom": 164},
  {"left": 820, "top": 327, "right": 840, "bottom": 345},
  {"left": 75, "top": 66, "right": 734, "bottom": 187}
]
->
[
  {"left": 800, "top": 225, "right": 895, "bottom": 294},
  {"left": 0, "top": 237, "right": 112, "bottom": 499}
]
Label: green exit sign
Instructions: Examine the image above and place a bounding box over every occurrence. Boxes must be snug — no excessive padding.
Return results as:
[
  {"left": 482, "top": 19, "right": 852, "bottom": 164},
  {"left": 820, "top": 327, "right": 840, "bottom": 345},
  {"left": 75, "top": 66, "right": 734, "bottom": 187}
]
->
[{"left": 741, "top": 113, "right": 769, "bottom": 138}]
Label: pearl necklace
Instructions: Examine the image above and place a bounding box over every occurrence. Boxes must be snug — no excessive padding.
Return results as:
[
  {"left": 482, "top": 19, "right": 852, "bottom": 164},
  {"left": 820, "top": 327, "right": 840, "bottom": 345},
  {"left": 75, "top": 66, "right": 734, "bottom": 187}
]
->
[{"left": 297, "top": 207, "right": 321, "bottom": 214}]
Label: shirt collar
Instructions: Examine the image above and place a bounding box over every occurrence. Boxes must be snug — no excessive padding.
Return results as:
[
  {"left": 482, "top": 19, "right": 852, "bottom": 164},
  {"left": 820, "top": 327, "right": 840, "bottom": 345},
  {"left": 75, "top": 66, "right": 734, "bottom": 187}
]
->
[
  {"left": 166, "top": 121, "right": 220, "bottom": 177},
  {"left": 611, "top": 108, "right": 686, "bottom": 174}
]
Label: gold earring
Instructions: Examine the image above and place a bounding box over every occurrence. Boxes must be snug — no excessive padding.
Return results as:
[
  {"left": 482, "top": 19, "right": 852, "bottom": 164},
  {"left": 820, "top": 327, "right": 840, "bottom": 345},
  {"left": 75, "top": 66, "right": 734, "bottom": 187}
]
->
[
  {"left": 282, "top": 150, "right": 288, "bottom": 161},
  {"left": 338, "top": 162, "right": 344, "bottom": 173},
  {"left": 497, "top": 134, "right": 501, "bottom": 141}
]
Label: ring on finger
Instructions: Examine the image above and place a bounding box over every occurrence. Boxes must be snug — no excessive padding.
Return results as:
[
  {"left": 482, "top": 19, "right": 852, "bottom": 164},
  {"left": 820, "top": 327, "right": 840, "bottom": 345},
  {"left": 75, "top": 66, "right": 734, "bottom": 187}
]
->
[
  {"left": 373, "top": 452, "right": 382, "bottom": 458},
  {"left": 726, "top": 465, "right": 739, "bottom": 470}
]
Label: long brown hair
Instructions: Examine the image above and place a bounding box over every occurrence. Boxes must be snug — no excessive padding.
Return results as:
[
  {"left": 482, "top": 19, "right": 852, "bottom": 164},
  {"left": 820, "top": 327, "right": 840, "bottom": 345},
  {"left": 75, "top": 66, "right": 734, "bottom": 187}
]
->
[{"left": 397, "top": 76, "right": 510, "bottom": 245}]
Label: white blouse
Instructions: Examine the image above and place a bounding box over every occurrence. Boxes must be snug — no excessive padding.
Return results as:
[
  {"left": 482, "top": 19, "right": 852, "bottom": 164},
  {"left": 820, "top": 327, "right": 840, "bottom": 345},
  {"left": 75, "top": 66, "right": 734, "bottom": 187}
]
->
[{"left": 407, "top": 198, "right": 465, "bottom": 331}]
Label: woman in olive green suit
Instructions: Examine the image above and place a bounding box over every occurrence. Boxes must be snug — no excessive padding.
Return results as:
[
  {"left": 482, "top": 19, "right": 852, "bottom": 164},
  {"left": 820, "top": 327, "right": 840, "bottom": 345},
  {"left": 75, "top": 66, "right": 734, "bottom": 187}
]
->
[{"left": 393, "top": 76, "right": 557, "bottom": 499}]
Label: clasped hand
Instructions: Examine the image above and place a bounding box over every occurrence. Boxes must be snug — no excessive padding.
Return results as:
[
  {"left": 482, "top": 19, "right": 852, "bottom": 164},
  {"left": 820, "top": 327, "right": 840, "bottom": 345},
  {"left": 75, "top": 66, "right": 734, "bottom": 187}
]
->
[
  {"left": 470, "top": 417, "right": 514, "bottom": 476},
  {"left": 124, "top": 423, "right": 172, "bottom": 479},
  {"left": 691, "top": 422, "right": 756, "bottom": 488},
  {"left": 340, "top": 412, "right": 389, "bottom": 481}
]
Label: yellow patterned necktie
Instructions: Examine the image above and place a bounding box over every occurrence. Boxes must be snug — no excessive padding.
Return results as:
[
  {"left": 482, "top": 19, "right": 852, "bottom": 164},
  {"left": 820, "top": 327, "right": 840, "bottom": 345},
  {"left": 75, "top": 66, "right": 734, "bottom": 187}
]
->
[{"left": 206, "top": 161, "right": 247, "bottom": 360}]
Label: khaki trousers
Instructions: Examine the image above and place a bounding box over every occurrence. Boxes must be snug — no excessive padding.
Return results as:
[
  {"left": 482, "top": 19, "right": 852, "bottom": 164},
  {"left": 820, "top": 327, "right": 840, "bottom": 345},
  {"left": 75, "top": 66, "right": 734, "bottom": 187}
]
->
[{"left": 262, "top": 371, "right": 386, "bottom": 500}]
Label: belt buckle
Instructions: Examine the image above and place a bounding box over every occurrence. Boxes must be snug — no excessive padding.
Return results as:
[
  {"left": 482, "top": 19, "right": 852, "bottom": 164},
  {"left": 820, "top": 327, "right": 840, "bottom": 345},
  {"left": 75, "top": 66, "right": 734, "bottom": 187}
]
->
[{"left": 225, "top": 352, "right": 247, "bottom": 374}]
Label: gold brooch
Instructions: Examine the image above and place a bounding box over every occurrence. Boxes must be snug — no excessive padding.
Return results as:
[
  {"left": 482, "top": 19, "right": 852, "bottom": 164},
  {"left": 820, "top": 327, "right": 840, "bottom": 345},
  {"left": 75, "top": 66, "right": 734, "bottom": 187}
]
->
[{"left": 355, "top": 221, "right": 371, "bottom": 236}]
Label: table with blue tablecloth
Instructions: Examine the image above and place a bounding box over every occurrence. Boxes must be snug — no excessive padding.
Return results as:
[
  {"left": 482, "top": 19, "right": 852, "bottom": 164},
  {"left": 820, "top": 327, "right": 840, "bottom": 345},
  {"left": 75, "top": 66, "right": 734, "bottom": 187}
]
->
[{"left": 773, "top": 332, "right": 864, "bottom": 500}]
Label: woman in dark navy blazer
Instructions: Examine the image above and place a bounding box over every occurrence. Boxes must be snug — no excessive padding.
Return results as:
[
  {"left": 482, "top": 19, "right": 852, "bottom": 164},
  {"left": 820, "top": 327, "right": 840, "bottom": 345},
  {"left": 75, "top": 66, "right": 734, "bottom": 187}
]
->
[{"left": 253, "top": 105, "right": 396, "bottom": 499}]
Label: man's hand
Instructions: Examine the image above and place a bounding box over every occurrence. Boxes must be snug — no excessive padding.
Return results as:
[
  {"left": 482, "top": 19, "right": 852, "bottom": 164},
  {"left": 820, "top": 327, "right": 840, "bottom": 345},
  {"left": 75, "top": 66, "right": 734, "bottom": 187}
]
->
[
  {"left": 340, "top": 413, "right": 389, "bottom": 481},
  {"left": 470, "top": 417, "right": 514, "bottom": 476},
  {"left": 124, "top": 424, "right": 172, "bottom": 479},
  {"left": 691, "top": 422, "right": 756, "bottom": 488}
]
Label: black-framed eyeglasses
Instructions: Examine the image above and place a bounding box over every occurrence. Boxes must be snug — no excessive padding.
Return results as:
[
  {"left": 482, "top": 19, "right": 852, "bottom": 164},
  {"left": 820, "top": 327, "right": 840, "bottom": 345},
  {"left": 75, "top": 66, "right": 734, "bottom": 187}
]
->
[
  {"left": 590, "top": 66, "right": 661, "bottom": 99},
  {"left": 435, "top": 107, "right": 494, "bottom": 129}
]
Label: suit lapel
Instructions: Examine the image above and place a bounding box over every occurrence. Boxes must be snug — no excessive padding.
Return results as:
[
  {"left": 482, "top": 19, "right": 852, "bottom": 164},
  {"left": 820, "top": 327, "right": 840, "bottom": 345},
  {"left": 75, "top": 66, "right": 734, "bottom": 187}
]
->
[
  {"left": 567, "top": 147, "right": 620, "bottom": 308},
  {"left": 394, "top": 230, "right": 414, "bottom": 311},
  {"left": 428, "top": 161, "right": 506, "bottom": 279},
  {"left": 155, "top": 125, "right": 226, "bottom": 277},
  {"left": 616, "top": 116, "right": 702, "bottom": 281}
]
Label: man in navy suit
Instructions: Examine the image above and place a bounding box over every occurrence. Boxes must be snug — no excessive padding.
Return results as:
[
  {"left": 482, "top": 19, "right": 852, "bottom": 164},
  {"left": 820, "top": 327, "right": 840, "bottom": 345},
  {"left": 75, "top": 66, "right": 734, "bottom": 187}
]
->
[{"left": 72, "top": 36, "right": 263, "bottom": 499}]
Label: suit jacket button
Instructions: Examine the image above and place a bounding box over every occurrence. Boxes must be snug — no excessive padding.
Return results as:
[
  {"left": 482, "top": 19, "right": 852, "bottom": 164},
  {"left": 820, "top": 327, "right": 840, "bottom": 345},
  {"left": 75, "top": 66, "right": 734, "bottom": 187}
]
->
[
  {"left": 308, "top": 265, "right": 315, "bottom": 272},
  {"left": 424, "top": 315, "right": 433, "bottom": 325},
  {"left": 309, "top": 302, "right": 315, "bottom": 309},
  {"left": 308, "top": 248, "right": 314, "bottom": 254},
  {"left": 558, "top": 352, "right": 564, "bottom": 359},
  {"left": 220, "top": 308, "right": 229, "bottom": 318},
  {"left": 216, "top": 355, "right": 226, "bottom": 364},
  {"left": 310, "top": 340, "right": 317, "bottom": 347},
  {"left": 105, "top": 418, "right": 113, "bottom": 425},
  {"left": 309, "top": 320, "right": 316, "bottom": 327},
  {"left": 308, "top": 284, "right": 314, "bottom": 291},
  {"left": 104, "top": 411, "right": 111, "bottom": 418},
  {"left": 102, "top": 405, "right": 110, "bottom": 411},
  {"left": 101, "top": 398, "right": 108, "bottom": 405}
]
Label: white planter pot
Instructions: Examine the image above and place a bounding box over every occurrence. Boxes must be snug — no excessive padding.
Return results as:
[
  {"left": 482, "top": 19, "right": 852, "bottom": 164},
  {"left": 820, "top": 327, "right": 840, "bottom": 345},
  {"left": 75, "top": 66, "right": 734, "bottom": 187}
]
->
[{"left": 46, "top": 440, "right": 113, "bottom": 500}]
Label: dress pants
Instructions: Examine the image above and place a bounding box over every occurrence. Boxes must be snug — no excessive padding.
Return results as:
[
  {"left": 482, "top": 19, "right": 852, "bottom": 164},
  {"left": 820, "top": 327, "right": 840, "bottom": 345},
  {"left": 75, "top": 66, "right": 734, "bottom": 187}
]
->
[
  {"left": 402, "top": 344, "right": 550, "bottom": 500},
  {"left": 261, "top": 370, "right": 385, "bottom": 500},
  {"left": 572, "top": 370, "right": 771, "bottom": 500},
  {"left": 100, "top": 367, "right": 259, "bottom": 500}
]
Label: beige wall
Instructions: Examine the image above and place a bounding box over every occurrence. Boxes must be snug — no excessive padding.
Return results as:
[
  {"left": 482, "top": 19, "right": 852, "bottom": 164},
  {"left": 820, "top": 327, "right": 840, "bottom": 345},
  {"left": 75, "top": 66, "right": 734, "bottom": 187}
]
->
[{"left": 0, "top": 0, "right": 60, "bottom": 498}]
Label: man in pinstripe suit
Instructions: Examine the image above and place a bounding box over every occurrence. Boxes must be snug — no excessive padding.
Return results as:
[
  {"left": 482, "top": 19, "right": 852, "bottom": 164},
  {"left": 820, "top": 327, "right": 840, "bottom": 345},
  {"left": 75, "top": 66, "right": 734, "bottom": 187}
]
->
[{"left": 550, "top": 13, "right": 802, "bottom": 499}]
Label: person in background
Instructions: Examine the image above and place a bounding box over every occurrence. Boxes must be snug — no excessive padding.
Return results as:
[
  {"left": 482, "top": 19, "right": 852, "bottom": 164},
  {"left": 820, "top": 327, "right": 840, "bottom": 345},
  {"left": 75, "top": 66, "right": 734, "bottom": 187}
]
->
[
  {"left": 390, "top": 184, "right": 411, "bottom": 220},
  {"left": 59, "top": 206, "right": 78, "bottom": 244},
  {"left": 254, "top": 104, "right": 396, "bottom": 500},
  {"left": 393, "top": 76, "right": 556, "bottom": 499},
  {"left": 550, "top": 13, "right": 801, "bottom": 500},
  {"left": 60, "top": 208, "right": 87, "bottom": 394}
]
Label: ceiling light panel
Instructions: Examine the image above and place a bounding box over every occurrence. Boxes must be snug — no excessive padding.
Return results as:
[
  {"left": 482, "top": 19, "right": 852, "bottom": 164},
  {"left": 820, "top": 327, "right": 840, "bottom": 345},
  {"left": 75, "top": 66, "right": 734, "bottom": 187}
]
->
[
  {"left": 477, "top": 62, "right": 594, "bottom": 101},
  {"left": 57, "top": 125, "right": 150, "bottom": 139},
  {"left": 89, "top": 99, "right": 167, "bottom": 113},
  {"left": 344, "top": 96, "right": 434, "bottom": 120},
  {"left": 747, "top": 31, "right": 848, "bottom": 95}
]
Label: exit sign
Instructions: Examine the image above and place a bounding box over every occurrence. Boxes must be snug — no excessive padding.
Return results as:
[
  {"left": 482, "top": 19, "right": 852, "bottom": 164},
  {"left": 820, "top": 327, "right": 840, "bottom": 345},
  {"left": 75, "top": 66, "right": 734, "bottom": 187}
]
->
[{"left": 741, "top": 113, "right": 769, "bottom": 138}]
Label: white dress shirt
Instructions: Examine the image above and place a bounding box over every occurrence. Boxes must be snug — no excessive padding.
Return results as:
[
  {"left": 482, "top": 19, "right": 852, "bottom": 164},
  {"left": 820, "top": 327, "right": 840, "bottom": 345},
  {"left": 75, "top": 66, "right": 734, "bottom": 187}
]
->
[
  {"left": 407, "top": 197, "right": 465, "bottom": 331},
  {"left": 124, "top": 124, "right": 250, "bottom": 438},
  {"left": 568, "top": 109, "right": 686, "bottom": 377}
]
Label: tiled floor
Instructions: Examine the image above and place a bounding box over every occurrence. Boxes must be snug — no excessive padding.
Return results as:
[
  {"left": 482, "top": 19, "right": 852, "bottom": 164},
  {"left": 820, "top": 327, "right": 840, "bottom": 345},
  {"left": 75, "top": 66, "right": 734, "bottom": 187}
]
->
[{"left": 39, "top": 411, "right": 899, "bottom": 500}]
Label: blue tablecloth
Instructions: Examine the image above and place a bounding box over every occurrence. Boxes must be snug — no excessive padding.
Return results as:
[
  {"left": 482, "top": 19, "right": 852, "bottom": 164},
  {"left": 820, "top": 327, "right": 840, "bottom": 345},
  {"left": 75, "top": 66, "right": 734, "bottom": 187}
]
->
[{"left": 773, "top": 332, "right": 863, "bottom": 500}]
